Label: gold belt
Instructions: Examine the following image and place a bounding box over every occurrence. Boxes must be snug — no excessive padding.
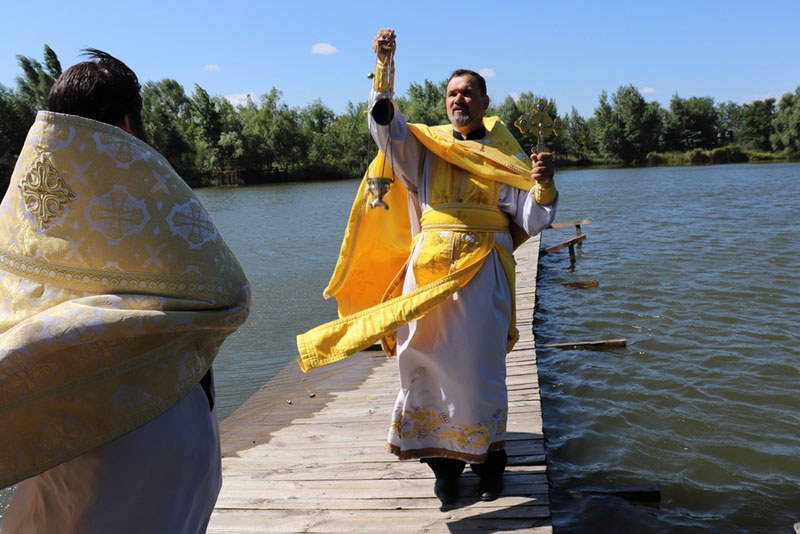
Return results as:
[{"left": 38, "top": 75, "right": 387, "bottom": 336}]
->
[{"left": 420, "top": 204, "right": 510, "bottom": 233}]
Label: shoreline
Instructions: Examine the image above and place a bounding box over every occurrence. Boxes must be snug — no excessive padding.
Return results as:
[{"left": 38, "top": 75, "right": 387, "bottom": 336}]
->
[{"left": 188, "top": 156, "right": 800, "bottom": 192}]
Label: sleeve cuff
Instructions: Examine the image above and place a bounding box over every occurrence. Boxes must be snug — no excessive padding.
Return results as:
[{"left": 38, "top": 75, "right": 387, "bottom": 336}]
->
[
  {"left": 372, "top": 59, "right": 395, "bottom": 93},
  {"left": 533, "top": 181, "right": 557, "bottom": 206}
]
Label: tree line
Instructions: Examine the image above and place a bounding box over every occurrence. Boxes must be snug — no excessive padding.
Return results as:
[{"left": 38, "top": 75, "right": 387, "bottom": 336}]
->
[{"left": 2, "top": 46, "right": 799, "bottom": 191}]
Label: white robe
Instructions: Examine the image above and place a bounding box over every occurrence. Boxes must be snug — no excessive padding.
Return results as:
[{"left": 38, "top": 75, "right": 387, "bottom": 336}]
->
[
  {"left": 369, "top": 92, "right": 556, "bottom": 462},
  {"left": 2, "top": 380, "right": 221, "bottom": 534}
]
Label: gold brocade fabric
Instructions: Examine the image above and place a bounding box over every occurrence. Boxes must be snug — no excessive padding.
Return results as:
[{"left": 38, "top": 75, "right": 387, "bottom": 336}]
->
[
  {"left": 296, "top": 117, "right": 536, "bottom": 372},
  {"left": 372, "top": 59, "right": 395, "bottom": 93},
  {"left": 0, "top": 112, "right": 250, "bottom": 489},
  {"left": 322, "top": 153, "right": 410, "bottom": 318}
]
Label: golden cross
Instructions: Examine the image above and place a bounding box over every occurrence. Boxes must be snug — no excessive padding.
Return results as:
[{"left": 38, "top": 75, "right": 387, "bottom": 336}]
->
[{"left": 514, "top": 99, "right": 566, "bottom": 154}]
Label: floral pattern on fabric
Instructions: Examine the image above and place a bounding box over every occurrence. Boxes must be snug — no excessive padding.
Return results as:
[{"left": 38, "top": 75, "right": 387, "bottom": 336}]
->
[{"left": 389, "top": 402, "right": 507, "bottom": 456}]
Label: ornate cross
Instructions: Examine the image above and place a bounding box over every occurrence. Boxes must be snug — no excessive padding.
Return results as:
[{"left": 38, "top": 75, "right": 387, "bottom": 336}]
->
[
  {"left": 90, "top": 190, "right": 146, "bottom": 241},
  {"left": 20, "top": 153, "right": 76, "bottom": 228},
  {"left": 171, "top": 203, "right": 216, "bottom": 246},
  {"left": 514, "top": 99, "right": 566, "bottom": 154}
]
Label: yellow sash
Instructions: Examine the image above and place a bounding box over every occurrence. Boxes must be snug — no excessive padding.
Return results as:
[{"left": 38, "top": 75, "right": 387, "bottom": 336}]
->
[
  {"left": 0, "top": 112, "right": 250, "bottom": 488},
  {"left": 406, "top": 117, "right": 534, "bottom": 191},
  {"left": 296, "top": 117, "right": 533, "bottom": 372}
]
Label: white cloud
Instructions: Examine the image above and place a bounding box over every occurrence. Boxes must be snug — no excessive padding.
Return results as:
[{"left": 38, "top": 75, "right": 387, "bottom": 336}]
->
[
  {"left": 509, "top": 92, "right": 521, "bottom": 102},
  {"left": 311, "top": 43, "right": 338, "bottom": 56},
  {"left": 641, "top": 87, "right": 657, "bottom": 94},
  {"left": 205, "top": 64, "right": 221, "bottom": 72},
  {"left": 226, "top": 92, "right": 257, "bottom": 107},
  {"left": 478, "top": 68, "right": 496, "bottom": 79}
]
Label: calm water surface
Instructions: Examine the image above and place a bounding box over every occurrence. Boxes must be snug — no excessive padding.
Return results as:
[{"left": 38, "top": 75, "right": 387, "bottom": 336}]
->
[
  {"left": 193, "top": 180, "right": 354, "bottom": 420},
  {"left": 2, "top": 164, "right": 798, "bottom": 531},
  {"left": 536, "top": 162, "right": 800, "bottom": 532}
]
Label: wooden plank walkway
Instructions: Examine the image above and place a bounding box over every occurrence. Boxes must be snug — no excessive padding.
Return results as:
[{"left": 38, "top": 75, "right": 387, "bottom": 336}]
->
[{"left": 208, "top": 236, "right": 550, "bottom": 533}]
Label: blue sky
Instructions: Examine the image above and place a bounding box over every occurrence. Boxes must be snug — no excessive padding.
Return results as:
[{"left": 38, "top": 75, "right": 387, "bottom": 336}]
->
[{"left": 1, "top": 0, "right": 797, "bottom": 118}]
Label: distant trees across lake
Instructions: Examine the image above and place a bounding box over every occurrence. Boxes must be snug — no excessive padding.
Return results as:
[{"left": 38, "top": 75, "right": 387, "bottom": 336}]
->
[{"left": 2, "top": 46, "right": 799, "bottom": 191}]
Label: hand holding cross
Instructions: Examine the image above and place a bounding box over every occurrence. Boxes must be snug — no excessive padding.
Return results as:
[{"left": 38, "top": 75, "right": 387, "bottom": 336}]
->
[
  {"left": 514, "top": 99, "right": 566, "bottom": 154},
  {"left": 514, "top": 99, "right": 564, "bottom": 188}
]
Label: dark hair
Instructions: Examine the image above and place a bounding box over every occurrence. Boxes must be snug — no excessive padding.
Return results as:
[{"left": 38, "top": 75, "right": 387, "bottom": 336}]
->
[
  {"left": 447, "top": 69, "right": 487, "bottom": 97},
  {"left": 48, "top": 48, "right": 147, "bottom": 141}
]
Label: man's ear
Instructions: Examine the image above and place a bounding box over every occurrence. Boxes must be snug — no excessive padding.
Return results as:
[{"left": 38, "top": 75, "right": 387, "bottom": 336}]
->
[
  {"left": 482, "top": 95, "right": 490, "bottom": 111},
  {"left": 117, "top": 114, "right": 134, "bottom": 135}
]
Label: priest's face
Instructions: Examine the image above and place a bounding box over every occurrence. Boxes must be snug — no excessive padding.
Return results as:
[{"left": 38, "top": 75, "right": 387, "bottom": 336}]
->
[{"left": 446, "top": 74, "right": 489, "bottom": 133}]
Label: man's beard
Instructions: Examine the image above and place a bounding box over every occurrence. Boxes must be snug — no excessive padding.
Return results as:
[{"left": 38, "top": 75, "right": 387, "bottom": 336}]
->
[{"left": 448, "top": 109, "right": 472, "bottom": 127}]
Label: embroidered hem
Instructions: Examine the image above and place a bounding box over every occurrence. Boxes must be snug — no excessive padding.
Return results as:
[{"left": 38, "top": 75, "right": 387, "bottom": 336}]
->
[{"left": 387, "top": 441, "right": 506, "bottom": 464}]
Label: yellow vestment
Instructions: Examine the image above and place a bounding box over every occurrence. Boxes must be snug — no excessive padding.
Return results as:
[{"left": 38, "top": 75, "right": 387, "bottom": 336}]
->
[
  {"left": 0, "top": 112, "right": 250, "bottom": 489},
  {"left": 297, "top": 116, "right": 552, "bottom": 372}
]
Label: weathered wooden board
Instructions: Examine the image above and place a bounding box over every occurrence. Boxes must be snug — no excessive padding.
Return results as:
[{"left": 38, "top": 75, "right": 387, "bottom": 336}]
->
[
  {"left": 541, "top": 234, "right": 587, "bottom": 255},
  {"left": 209, "top": 236, "right": 551, "bottom": 533},
  {"left": 210, "top": 509, "right": 553, "bottom": 533},
  {"left": 548, "top": 219, "right": 591, "bottom": 229}
]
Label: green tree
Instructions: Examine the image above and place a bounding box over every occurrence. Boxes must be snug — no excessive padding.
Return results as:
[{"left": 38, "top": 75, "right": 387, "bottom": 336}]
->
[
  {"left": 15, "top": 45, "right": 61, "bottom": 111},
  {"left": 1, "top": 45, "right": 61, "bottom": 190},
  {"left": 301, "top": 98, "right": 335, "bottom": 135},
  {"left": 492, "top": 95, "right": 520, "bottom": 131},
  {"left": 594, "top": 85, "right": 662, "bottom": 164},
  {"left": 237, "top": 88, "right": 308, "bottom": 175},
  {"left": 561, "top": 107, "right": 596, "bottom": 158},
  {"left": 233, "top": 87, "right": 310, "bottom": 178},
  {"left": 237, "top": 94, "right": 271, "bottom": 173},
  {"left": 188, "top": 84, "right": 225, "bottom": 178},
  {"left": 663, "top": 95, "right": 719, "bottom": 151},
  {"left": 770, "top": 88, "right": 800, "bottom": 156},
  {"left": 214, "top": 95, "right": 246, "bottom": 169},
  {"left": 0, "top": 85, "right": 32, "bottom": 175},
  {"left": 299, "top": 99, "right": 336, "bottom": 174},
  {"left": 737, "top": 98, "right": 775, "bottom": 151},
  {"left": 396, "top": 79, "right": 447, "bottom": 125},
  {"left": 717, "top": 101, "right": 742, "bottom": 146},
  {"left": 141, "top": 79, "right": 197, "bottom": 181},
  {"left": 310, "top": 101, "right": 370, "bottom": 179}
]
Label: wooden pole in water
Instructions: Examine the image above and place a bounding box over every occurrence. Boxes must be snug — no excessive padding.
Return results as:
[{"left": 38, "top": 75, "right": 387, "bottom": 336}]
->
[
  {"left": 560, "top": 280, "right": 599, "bottom": 289},
  {"left": 542, "top": 234, "right": 587, "bottom": 256},
  {"left": 568, "top": 484, "right": 661, "bottom": 503},
  {"left": 548, "top": 219, "right": 590, "bottom": 248},
  {"left": 544, "top": 339, "right": 627, "bottom": 350}
]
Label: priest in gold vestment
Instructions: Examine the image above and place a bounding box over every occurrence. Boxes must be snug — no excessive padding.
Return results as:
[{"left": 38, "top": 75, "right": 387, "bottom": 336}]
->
[
  {"left": 0, "top": 50, "right": 250, "bottom": 533},
  {"left": 297, "top": 29, "right": 557, "bottom": 505}
]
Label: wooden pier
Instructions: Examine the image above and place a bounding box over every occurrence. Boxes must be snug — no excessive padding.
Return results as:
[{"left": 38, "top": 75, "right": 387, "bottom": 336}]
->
[{"left": 208, "top": 236, "right": 551, "bottom": 533}]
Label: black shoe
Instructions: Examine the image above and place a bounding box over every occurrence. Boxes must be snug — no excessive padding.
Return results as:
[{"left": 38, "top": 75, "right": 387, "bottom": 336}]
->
[
  {"left": 433, "top": 477, "right": 459, "bottom": 505},
  {"left": 478, "top": 475, "right": 504, "bottom": 501}
]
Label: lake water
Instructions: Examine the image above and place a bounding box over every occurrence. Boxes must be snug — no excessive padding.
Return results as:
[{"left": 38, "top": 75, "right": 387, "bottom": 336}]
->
[
  {"left": 535, "top": 162, "right": 800, "bottom": 532},
  {"left": 1, "top": 163, "right": 798, "bottom": 532},
  {"left": 191, "top": 180, "right": 354, "bottom": 420}
]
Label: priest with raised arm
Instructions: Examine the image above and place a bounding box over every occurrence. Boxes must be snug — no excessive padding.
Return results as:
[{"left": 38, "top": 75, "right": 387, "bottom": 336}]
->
[{"left": 297, "top": 27, "right": 557, "bottom": 505}]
